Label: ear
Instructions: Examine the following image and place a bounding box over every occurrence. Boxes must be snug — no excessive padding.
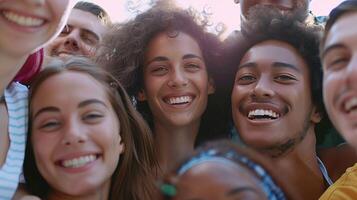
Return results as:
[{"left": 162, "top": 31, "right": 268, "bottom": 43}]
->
[
  {"left": 311, "top": 106, "right": 322, "bottom": 123},
  {"left": 208, "top": 77, "right": 215, "bottom": 95},
  {"left": 137, "top": 89, "right": 147, "bottom": 101}
]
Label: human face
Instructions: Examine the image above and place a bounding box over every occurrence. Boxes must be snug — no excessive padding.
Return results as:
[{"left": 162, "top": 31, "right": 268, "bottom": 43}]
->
[
  {"left": 173, "top": 161, "right": 267, "bottom": 200},
  {"left": 30, "top": 71, "right": 124, "bottom": 197},
  {"left": 231, "top": 40, "right": 319, "bottom": 154},
  {"left": 140, "top": 32, "right": 214, "bottom": 128},
  {"left": 322, "top": 12, "right": 357, "bottom": 148},
  {"left": 45, "top": 8, "right": 108, "bottom": 59},
  {"left": 238, "top": 0, "right": 310, "bottom": 22},
  {"left": 0, "top": 0, "right": 75, "bottom": 57}
]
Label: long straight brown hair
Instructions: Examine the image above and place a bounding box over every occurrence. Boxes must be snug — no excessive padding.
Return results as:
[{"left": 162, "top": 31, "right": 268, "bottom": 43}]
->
[{"left": 24, "top": 57, "right": 159, "bottom": 200}]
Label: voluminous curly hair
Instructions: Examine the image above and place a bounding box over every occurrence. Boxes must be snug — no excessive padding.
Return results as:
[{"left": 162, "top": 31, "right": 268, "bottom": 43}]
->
[
  {"left": 223, "top": 8, "right": 332, "bottom": 142},
  {"left": 97, "top": 2, "right": 230, "bottom": 145}
]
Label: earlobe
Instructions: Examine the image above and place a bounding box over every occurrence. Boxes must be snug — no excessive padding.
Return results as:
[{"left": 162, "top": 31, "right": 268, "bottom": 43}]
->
[
  {"left": 311, "top": 107, "right": 322, "bottom": 123},
  {"left": 208, "top": 77, "right": 216, "bottom": 95},
  {"left": 137, "top": 90, "right": 147, "bottom": 101}
]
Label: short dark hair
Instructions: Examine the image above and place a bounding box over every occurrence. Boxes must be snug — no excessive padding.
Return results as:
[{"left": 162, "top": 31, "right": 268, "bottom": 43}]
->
[
  {"left": 223, "top": 8, "right": 331, "bottom": 140},
  {"left": 74, "top": 1, "right": 112, "bottom": 26},
  {"left": 97, "top": 3, "right": 230, "bottom": 145},
  {"left": 321, "top": 0, "right": 357, "bottom": 51}
]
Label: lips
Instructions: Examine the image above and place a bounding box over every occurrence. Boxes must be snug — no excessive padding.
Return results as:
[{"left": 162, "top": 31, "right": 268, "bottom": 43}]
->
[
  {"left": 163, "top": 95, "right": 195, "bottom": 106},
  {"left": 240, "top": 103, "right": 287, "bottom": 122},
  {"left": 1, "top": 10, "right": 45, "bottom": 27},
  {"left": 343, "top": 96, "right": 357, "bottom": 114},
  {"left": 57, "top": 154, "right": 99, "bottom": 169}
]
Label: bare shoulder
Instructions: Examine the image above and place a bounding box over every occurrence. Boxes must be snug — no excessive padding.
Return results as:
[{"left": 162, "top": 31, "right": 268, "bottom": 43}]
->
[{"left": 318, "top": 143, "right": 357, "bottom": 181}]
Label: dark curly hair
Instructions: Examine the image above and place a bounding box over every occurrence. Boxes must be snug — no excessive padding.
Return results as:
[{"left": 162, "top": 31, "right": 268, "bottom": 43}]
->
[
  {"left": 97, "top": 2, "right": 230, "bottom": 145},
  {"left": 223, "top": 8, "right": 332, "bottom": 142}
]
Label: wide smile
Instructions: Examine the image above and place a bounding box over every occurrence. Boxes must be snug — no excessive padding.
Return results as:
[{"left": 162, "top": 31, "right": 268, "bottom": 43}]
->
[
  {"left": 1, "top": 10, "right": 45, "bottom": 27},
  {"left": 342, "top": 96, "right": 357, "bottom": 114},
  {"left": 57, "top": 154, "right": 100, "bottom": 169},
  {"left": 240, "top": 103, "right": 288, "bottom": 123},
  {"left": 163, "top": 95, "right": 195, "bottom": 107}
]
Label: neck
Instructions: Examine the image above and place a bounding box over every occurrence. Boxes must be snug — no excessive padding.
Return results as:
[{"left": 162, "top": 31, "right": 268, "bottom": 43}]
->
[
  {"left": 154, "top": 120, "right": 200, "bottom": 174},
  {"left": 265, "top": 126, "right": 326, "bottom": 199},
  {"left": 0, "top": 51, "right": 28, "bottom": 94}
]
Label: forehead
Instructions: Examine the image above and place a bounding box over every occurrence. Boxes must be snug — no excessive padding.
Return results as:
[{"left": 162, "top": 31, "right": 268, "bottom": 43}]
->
[
  {"left": 177, "top": 161, "right": 264, "bottom": 198},
  {"left": 67, "top": 9, "right": 107, "bottom": 36},
  {"left": 32, "top": 71, "right": 108, "bottom": 104},
  {"left": 240, "top": 40, "right": 306, "bottom": 68},
  {"left": 145, "top": 31, "right": 203, "bottom": 58},
  {"left": 324, "top": 12, "right": 357, "bottom": 50}
]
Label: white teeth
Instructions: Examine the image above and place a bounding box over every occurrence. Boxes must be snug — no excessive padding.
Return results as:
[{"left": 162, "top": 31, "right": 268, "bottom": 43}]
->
[
  {"left": 3, "top": 11, "right": 44, "bottom": 27},
  {"left": 167, "top": 96, "right": 192, "bottom": 105},
  {"left": 248, "top": 109, "right": 280, "bottom": 119},
  {"left": 345, "top": 97, "right": 357, "bottom": 112},
  {"left": 62, "top": 155, "right": 96, "bottom": 168}
]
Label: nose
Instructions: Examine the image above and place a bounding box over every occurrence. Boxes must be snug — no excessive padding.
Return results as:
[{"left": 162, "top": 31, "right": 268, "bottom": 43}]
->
[
  {"left": 63, "top": 32, "right": 81, "bottom": 52},
  {"left": 61, "top": 120, "right": 87, "bottom": 146},
  {"left": 167, "top": 68, "right": 189, "bottom": 88},
  {"left": 345, "top": 55, "right": 357, "bottom": 89},
  {"left": 252, "top": 76, "right": 274, "bottom": 98}
]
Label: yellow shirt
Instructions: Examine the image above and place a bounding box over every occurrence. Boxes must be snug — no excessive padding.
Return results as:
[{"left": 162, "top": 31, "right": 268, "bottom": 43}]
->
[{"left": 320, "top": 163, "right": 357, "bottom": 200}]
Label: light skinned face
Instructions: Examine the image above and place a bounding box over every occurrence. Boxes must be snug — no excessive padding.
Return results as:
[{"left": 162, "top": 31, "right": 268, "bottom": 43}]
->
[
  {"left": 322, "top": 12, "right": 357, "bottom": 148},
  {"left": 31, "top": 71, "right": 124, "bottom": 197},
  {"left": 231, "top": 40, "right": 320, "bottom": 153},
  {"left": 0, "top": 0, "right": 75, "bottom": 57},
  {"left": 45, "top": 8, "right": 108, "bottom": 59},
  {"left": 173, "top": 160, "right": 268, "bottom": 200},
  {"left": 139, "top": 31, "right": 214, "bottom": 128}
]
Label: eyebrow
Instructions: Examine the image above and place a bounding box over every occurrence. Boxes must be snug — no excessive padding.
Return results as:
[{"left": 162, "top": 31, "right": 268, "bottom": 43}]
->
[
  {"left": 238, "top": 62, "right": 300, "bottom": 72},
  {"left": 78, "top": 99, "right": 107, "bottom": 108},
  {"left": 226, "top": 186, "right": 259, "bottom": 196},
  {"left": 145, "top": 54, "right": 204, "bottom": 66},
  {"left": 145, "top": 56, "right": 169, "bottom": 66},
  {"left": 321, "top": 44, "right": 346, "bottom": 60},
  {"left": 33, "top": 106, "right": 60, "bottom": 120},
  {"left": 182, "top": 54, "right": 203, "bottom": 61},
  {"left": 272, "top": 62, "right": 300, "bottom": 72},
  {"left": 33, "top": 99, "right": 107, "bottom": 120}
]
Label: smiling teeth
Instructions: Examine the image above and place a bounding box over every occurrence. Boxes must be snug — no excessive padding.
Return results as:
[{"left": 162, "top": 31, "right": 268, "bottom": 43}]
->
[
  {"left": 168, "top": 96, "right": 192, "bottom": 105},
  {"left": 345, "top": 97, "right": 357, "bottom": 112},
  {"left": 248, "top": 109, "right": 279, "bottom": 119},
  {"left": 3, "top": 11, "right": 44, "bottom": 26},
  {"left": 62, "top": 155, "right": 96, "bottom": 168}
]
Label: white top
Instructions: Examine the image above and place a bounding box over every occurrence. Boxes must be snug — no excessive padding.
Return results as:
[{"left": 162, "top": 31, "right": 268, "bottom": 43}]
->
[{"left": 0, "top": 82, "right": 28, "bottom": 200}]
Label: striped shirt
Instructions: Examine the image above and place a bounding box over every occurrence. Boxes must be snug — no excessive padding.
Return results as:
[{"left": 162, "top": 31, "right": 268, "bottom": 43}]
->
[{"left": 0, "top": 82, "right": 28, "bottom": 200}]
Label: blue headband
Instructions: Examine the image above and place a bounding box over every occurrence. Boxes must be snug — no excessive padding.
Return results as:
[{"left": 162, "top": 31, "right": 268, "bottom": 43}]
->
[{"left": 177, "top": 149, "right": 286, "bottom": 200}]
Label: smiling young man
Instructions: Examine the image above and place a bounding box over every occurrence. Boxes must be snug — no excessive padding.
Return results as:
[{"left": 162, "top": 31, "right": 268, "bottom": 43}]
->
[
  {"left": 224, "top": 9, "right": 356, "bottom": 199},
  {"left": 44, "top": 1, "right": 111, "bottom": 60},
  {"left": 319, "top": 1, "right": 357, "bottom": 199}
]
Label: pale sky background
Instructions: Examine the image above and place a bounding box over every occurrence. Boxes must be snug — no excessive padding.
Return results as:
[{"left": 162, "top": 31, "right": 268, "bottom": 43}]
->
[{"left": 86, "top": 0, "right": 345, "bottom": 38}]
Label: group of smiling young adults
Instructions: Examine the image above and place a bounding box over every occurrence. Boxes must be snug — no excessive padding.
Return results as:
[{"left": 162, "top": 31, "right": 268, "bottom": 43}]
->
[{"left": 1, "top": 0, "right": 357, "bottom": 200}]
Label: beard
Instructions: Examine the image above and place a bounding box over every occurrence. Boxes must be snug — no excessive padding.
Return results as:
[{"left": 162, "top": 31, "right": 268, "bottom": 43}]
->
[{"left": 257, "top": 109, "right": 314, "bottom": 158}]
